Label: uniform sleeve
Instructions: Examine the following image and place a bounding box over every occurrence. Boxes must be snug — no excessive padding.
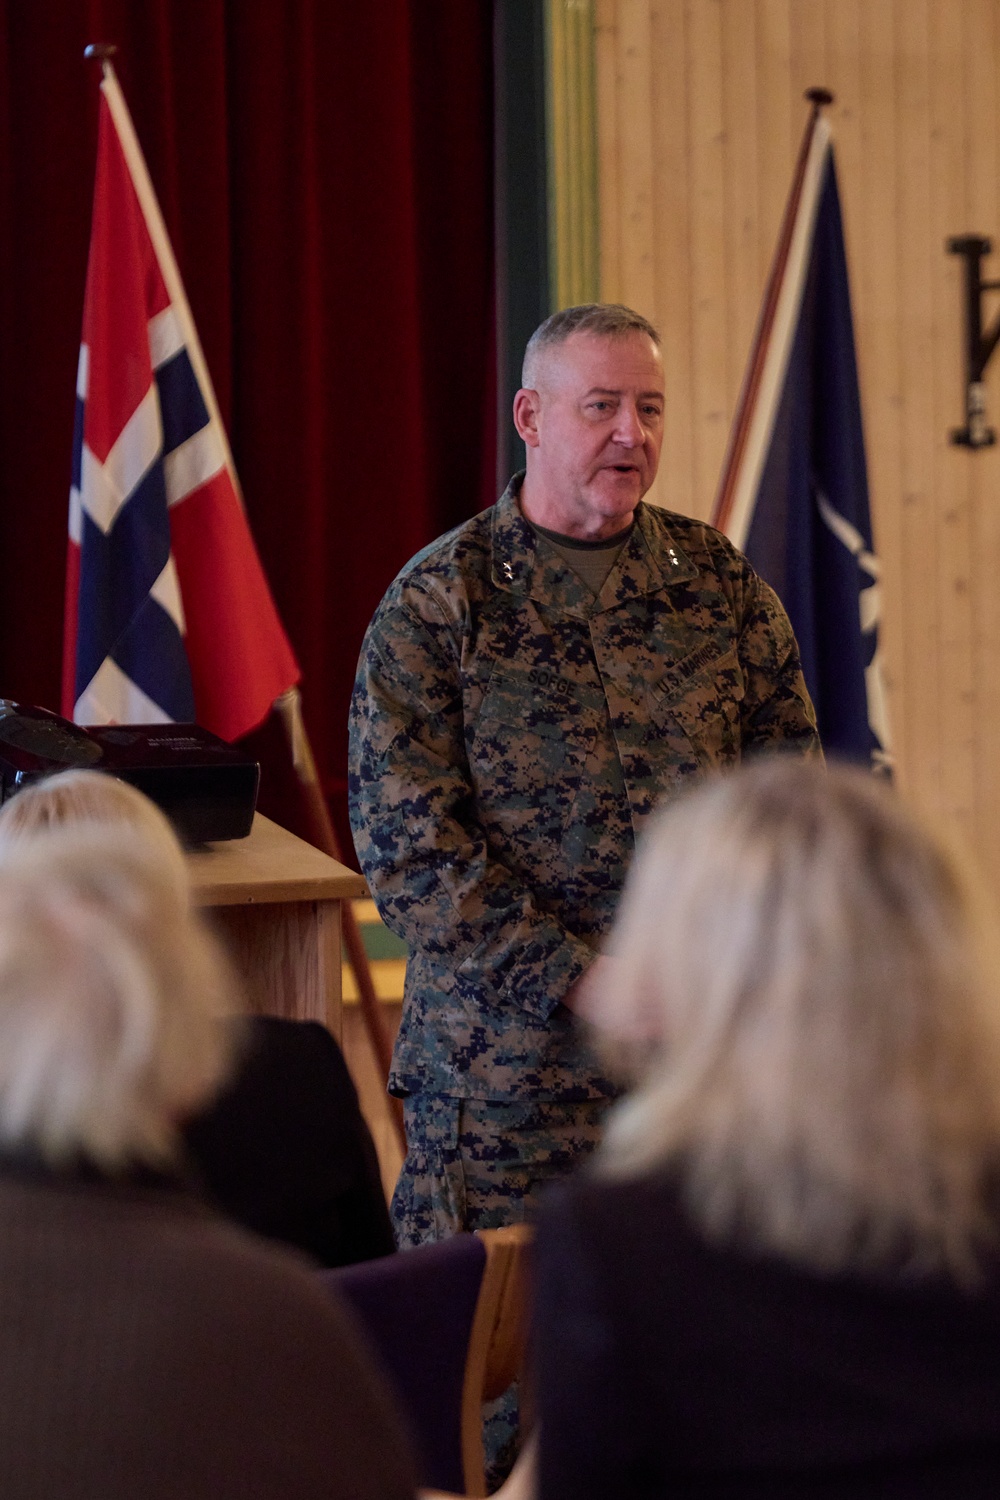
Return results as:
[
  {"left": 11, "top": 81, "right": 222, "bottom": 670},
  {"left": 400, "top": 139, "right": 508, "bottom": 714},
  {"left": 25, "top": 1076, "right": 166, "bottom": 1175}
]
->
[
  {"left": 736, "top": 571, "right": 823, "bottom": 756},
  {"left": 348, "top": 597, "right": 594, "bottom": 1022}
]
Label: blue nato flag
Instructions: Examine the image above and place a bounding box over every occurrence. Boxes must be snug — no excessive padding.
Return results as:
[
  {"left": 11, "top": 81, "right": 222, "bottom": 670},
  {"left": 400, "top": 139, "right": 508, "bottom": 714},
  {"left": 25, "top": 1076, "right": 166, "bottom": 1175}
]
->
[{"left": 744, "top": 148, "right": 889, "bottom": 771}]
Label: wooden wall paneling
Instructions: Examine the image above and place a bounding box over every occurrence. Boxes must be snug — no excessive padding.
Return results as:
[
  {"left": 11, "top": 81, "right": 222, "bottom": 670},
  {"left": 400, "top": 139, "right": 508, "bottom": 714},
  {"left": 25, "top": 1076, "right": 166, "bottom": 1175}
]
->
[
  {"left": 825, "top": 1, "right": 863, "bottom": 198},
  {"left": 789, "top": 0, "right": 829, "bottom": 124},
  {"left": 823, "top": 0, "right": 865, "bottom": 462},
  {"left": 964, "top": 0, "right": 1000, "bottom": 887},
  {"left": 885, "top": 0, "right": 936, "bottom": 813},
  {"left": 687, "top": 0, "right": 730, "bottom": 518},
  {"left": 594, "top": 0, "right": 623, "bottom": 299},
  {"left": 754, "top": 0, "right": 794, "bottom": 290},
  {"left": 577, "top": 0, "right": 601, "bottom": 302},
  {"left": 613, "top": 1, "right": 657, "bottom": 318},
  {"left": 648, "top": 0, "right": 696, "bottom": 515},
  {"left": 720, "top": 0, "right": 761, "bottom": 430},
  {"left": 925, "top": 1, "right": 974, "bottom": 840}
]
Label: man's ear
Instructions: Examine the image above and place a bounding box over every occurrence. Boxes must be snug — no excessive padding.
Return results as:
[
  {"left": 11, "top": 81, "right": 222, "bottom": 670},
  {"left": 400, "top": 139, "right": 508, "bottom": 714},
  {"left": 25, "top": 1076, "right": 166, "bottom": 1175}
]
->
[{"left": 513, "top": 387, "right": 542, "bottom": 448}]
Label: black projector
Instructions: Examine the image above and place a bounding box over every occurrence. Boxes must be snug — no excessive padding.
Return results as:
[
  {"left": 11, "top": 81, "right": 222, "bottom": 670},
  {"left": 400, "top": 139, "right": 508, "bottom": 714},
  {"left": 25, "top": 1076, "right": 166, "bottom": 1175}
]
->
[{"left": 0, "top": 701, "right": 259, "bottom": 844}]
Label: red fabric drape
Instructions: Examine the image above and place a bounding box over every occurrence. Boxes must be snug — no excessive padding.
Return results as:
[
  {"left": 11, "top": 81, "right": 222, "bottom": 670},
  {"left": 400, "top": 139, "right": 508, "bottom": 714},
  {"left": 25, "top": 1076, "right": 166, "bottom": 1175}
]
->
[{"left": 0, "top": 0, "right": 495, "bottom": 856}]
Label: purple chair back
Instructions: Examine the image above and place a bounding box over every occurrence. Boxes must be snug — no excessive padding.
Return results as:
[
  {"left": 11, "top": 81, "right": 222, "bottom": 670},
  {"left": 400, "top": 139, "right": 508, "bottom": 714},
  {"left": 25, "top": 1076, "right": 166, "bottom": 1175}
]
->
[{"left": 321, "top": 1232, "right": 487, "bottom": 1493}]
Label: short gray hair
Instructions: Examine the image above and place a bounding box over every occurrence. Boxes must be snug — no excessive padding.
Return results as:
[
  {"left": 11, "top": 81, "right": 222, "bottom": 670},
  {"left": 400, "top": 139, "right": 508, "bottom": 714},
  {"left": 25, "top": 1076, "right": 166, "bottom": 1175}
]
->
[
  {"left": 522, "top": 303, "right": 660, "bottom": 387},
  {"left": 592, "top": 759, "right": 1000, "bottom": 1284},
  {"left": 0, "top": 826, "right": 237, "bottom": 1170}
]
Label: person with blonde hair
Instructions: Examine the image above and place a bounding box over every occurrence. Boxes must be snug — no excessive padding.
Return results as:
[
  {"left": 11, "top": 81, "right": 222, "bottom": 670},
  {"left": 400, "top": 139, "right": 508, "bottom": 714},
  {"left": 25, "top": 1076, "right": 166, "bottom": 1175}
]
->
[
  {"left": 0, "top": 820, "right": 230, "bottom": 1172},
  {"left": 0, "top": 822, "right": 413, "bottom": 1498},
  {"left": 0, "top": 769, "right": 395, "bottom": 1266},
  {"left": 534, "top": 758, "right": 1000, "bottom": 1499},
  {"left": 0, "top": 766, "right": 187, "bottom": 855}
]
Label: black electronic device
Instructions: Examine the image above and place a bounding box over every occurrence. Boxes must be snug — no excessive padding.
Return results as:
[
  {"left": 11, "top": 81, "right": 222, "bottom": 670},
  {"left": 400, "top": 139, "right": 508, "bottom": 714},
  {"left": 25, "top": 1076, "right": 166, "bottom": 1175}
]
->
[{"left": 0, "top": 701, "right": 259, "bottom": 844}]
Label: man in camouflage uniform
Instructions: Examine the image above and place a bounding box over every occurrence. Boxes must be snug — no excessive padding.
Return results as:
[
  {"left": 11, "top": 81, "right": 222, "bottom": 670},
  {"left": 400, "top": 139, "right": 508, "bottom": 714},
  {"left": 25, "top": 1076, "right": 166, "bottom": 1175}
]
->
[{"left": 349, "top": 304, "right": 819, "bottom": 1248}]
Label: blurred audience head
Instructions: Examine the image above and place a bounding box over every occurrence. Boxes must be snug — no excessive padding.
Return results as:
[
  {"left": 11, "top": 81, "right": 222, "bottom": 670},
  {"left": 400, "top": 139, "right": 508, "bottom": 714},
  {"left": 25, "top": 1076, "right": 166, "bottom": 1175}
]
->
[
  {"left": 0, "top": 770, "right": 188, "bottom": 900},
  {"left": 593, "top": 758, "right": 1000, "bottom": 1283},
  {"left": 0, "top": 774, "right": 238, "bottom": 1172}
]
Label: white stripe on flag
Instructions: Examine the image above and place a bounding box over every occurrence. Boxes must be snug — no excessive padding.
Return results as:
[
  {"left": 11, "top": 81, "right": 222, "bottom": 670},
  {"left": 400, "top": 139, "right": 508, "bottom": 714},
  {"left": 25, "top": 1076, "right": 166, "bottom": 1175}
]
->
[
  {"left": 101, "top": 69, "right": 245, "bottom": 509},
  {"left": 815, "top": 490, "right": 877, "bottom": 573},
  {"left": 859, "top": 583, "right": 881, "bottom": 635},
  {"left": 816, "top": 489, "right": 893, "bottom": 758},
  {"left": 726, "top": 116, "right": 832, "bottom": 551},
  {"left": 76, "top": 344, "right": 89, "bottom": 401},
  {"left": 149, "top": 553, "right": 187, "bottom": 633},
  {"left": 74, "top": 656, "right": 173, "bottom": 727},
  {"left": 866, "top": 655, "right": 893, "bottom": 771},
  {"left": 148, "top": 305, "right": 185, "bottom": 370},
  {"left": 68, "top": 485, "right": 83, "bottom": 547},
  {"left": 80, "top": 385, "right": 162, "bottom": 534},
  {"left": 163, "top": 424, "right": 225, "bottom": 506},
  {"left": 815, "top": 491, "right": 883, "bottom": 632}
]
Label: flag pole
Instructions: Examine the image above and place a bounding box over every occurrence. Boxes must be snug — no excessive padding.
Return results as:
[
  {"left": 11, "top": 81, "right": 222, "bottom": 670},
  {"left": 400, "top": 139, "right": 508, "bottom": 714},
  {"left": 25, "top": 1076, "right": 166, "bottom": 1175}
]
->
[
  {"left": 712, "top": 87, "right": 834, "bottom": 535},
  {"left": 275, "top": 688, "right": 406, "bottom": 1151}
]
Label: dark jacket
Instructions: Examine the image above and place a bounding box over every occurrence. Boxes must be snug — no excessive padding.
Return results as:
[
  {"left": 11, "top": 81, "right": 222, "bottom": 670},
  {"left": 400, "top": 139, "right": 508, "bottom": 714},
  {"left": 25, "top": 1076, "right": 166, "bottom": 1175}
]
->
[
  {"left": 0, "top": 1164, "right": 413, "bottom": 1499},
  {"left": 184, "top": 1016, "right": 395, "bottom": 1267},
  {"left": 535, "top": 1170, "right": 1000, "bottom": 1499}
]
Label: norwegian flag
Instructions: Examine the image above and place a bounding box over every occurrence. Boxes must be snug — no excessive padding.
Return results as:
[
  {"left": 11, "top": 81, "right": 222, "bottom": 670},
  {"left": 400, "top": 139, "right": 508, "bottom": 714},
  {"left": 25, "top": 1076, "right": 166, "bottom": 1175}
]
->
[
  {"left": 712, "top": 99, "right": 891, "bottom": 772},
  {"left": 63, "top": 64, "right": 299, "bottom": 741}
]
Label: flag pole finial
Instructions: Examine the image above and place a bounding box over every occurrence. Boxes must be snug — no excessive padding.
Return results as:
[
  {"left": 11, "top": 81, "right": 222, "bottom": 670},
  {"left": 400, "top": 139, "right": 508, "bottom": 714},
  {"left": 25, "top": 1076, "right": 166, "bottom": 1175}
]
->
[
  {"left": 805, "top": 87, "right": 834, "bottom": 110},
  {"left": 84, "top": 43, "right": 118, "bottom": 78}
]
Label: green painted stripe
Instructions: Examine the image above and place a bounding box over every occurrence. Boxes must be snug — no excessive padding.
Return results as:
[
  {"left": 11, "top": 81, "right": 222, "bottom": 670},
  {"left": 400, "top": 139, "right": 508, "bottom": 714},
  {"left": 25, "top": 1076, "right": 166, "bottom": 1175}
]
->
[
  {"left": 345, "top": 901, "right": 409, "bottom": 961},
  {"left": 360, "top": 924, "right": 408, "bottom": 961},
  {"left": 545, "top": 0, "right": 600, "bottom": 308}
]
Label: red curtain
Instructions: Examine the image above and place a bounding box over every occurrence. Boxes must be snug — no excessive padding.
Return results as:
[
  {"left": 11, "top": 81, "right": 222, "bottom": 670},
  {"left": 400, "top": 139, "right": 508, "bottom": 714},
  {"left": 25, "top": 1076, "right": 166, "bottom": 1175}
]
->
[{"left": 0, "top": 0, "right": 495, "bottom": 856}]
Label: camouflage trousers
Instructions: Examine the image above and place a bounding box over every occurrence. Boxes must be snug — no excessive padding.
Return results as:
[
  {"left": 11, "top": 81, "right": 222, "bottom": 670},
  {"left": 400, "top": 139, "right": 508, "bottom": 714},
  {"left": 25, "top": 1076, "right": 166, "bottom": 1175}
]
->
[
  {"left": 390, "top": 1094, "right": 609, "bottom": 1490},
  {"left": 390, "top": 1094, "right": 611, "bottom": 1248}
]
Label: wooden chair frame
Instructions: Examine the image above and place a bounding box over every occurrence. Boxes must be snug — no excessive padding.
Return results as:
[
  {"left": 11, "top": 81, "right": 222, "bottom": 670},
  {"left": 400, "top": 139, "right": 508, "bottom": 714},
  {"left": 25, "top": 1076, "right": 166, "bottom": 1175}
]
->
[{"left": 460, "top": 1224, "right": 534, "bottom": 1498}]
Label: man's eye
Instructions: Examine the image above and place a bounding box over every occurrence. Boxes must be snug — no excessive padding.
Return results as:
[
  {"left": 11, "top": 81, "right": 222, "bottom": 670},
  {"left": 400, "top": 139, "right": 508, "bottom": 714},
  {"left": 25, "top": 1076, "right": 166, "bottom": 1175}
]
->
[
  {"left": 589, "top": 401, "right": 611, "bottom": 412},
  {"left": 642, "top": 405, "right": 663, "bottom": 419}
]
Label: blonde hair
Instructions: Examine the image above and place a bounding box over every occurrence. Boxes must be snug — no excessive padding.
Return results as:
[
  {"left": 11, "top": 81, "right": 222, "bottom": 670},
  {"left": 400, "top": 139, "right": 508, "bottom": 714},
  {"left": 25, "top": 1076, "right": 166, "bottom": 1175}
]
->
[
  {"left": 593, "top": 759, "right": 1000, "bottom": 1283},
  {"left": 0, "top": 825, "right": 236, "bottom": 1171},
  {"left": 0, "top": 771, "right": 187, "bottom": 897}
]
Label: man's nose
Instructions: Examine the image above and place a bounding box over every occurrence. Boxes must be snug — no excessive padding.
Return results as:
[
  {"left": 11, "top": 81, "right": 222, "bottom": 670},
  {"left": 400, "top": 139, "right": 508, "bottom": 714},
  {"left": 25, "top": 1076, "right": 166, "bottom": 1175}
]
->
[{"left": 611, "top": 402, "right": 644, "bottom": 446}]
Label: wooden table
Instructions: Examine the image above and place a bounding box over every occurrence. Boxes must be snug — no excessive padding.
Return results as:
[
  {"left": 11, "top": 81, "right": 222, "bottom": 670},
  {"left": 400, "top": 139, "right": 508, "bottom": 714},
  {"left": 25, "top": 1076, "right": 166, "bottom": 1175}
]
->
[{"left": 186, "top": 813, "right": 367, "bottom": 1038}]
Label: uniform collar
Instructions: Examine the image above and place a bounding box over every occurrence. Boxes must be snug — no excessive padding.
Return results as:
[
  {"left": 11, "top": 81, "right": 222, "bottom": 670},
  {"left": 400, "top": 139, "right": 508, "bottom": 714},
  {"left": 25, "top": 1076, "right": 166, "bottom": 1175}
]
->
[{"left": 490, "top": 474, "right": 698, "bottom": 615}]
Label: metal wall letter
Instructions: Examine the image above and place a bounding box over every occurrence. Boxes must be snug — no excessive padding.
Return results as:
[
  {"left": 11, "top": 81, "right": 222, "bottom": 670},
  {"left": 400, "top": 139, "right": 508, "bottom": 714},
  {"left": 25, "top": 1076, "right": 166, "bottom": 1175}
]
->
[{"left": 948, "top": 235, "right": 1000, "bottom": 448}]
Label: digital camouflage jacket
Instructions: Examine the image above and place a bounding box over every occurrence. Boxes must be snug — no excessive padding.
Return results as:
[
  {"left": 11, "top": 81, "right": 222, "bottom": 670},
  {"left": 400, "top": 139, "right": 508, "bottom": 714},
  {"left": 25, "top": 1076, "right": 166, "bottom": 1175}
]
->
[{"left": 348, "top": 479, "right": 820, "bottom": 1102}]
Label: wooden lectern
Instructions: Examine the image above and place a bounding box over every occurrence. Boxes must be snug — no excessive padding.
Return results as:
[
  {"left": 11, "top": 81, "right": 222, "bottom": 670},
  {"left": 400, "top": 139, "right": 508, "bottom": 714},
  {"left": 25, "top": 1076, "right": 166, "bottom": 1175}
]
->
[{"left": 186, "top": 813, "right": 367, "bottom": 1039}]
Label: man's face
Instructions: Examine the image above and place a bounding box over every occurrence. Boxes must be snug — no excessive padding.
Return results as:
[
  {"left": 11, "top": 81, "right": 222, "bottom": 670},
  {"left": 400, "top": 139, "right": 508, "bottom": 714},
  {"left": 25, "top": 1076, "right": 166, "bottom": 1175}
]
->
[{"left": 515, "top": 330, "right": 665, "bottom": 539}]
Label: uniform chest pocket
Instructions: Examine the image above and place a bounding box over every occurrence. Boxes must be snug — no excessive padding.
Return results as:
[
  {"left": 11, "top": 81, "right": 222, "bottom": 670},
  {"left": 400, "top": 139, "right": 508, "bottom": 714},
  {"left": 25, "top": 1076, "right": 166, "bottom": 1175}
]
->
[
  {"left": 468, "top": 664, "right": 599, "bottom": 816},
  {"left": 648, "top": 645, "right": 745, "bottom": 765}
]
